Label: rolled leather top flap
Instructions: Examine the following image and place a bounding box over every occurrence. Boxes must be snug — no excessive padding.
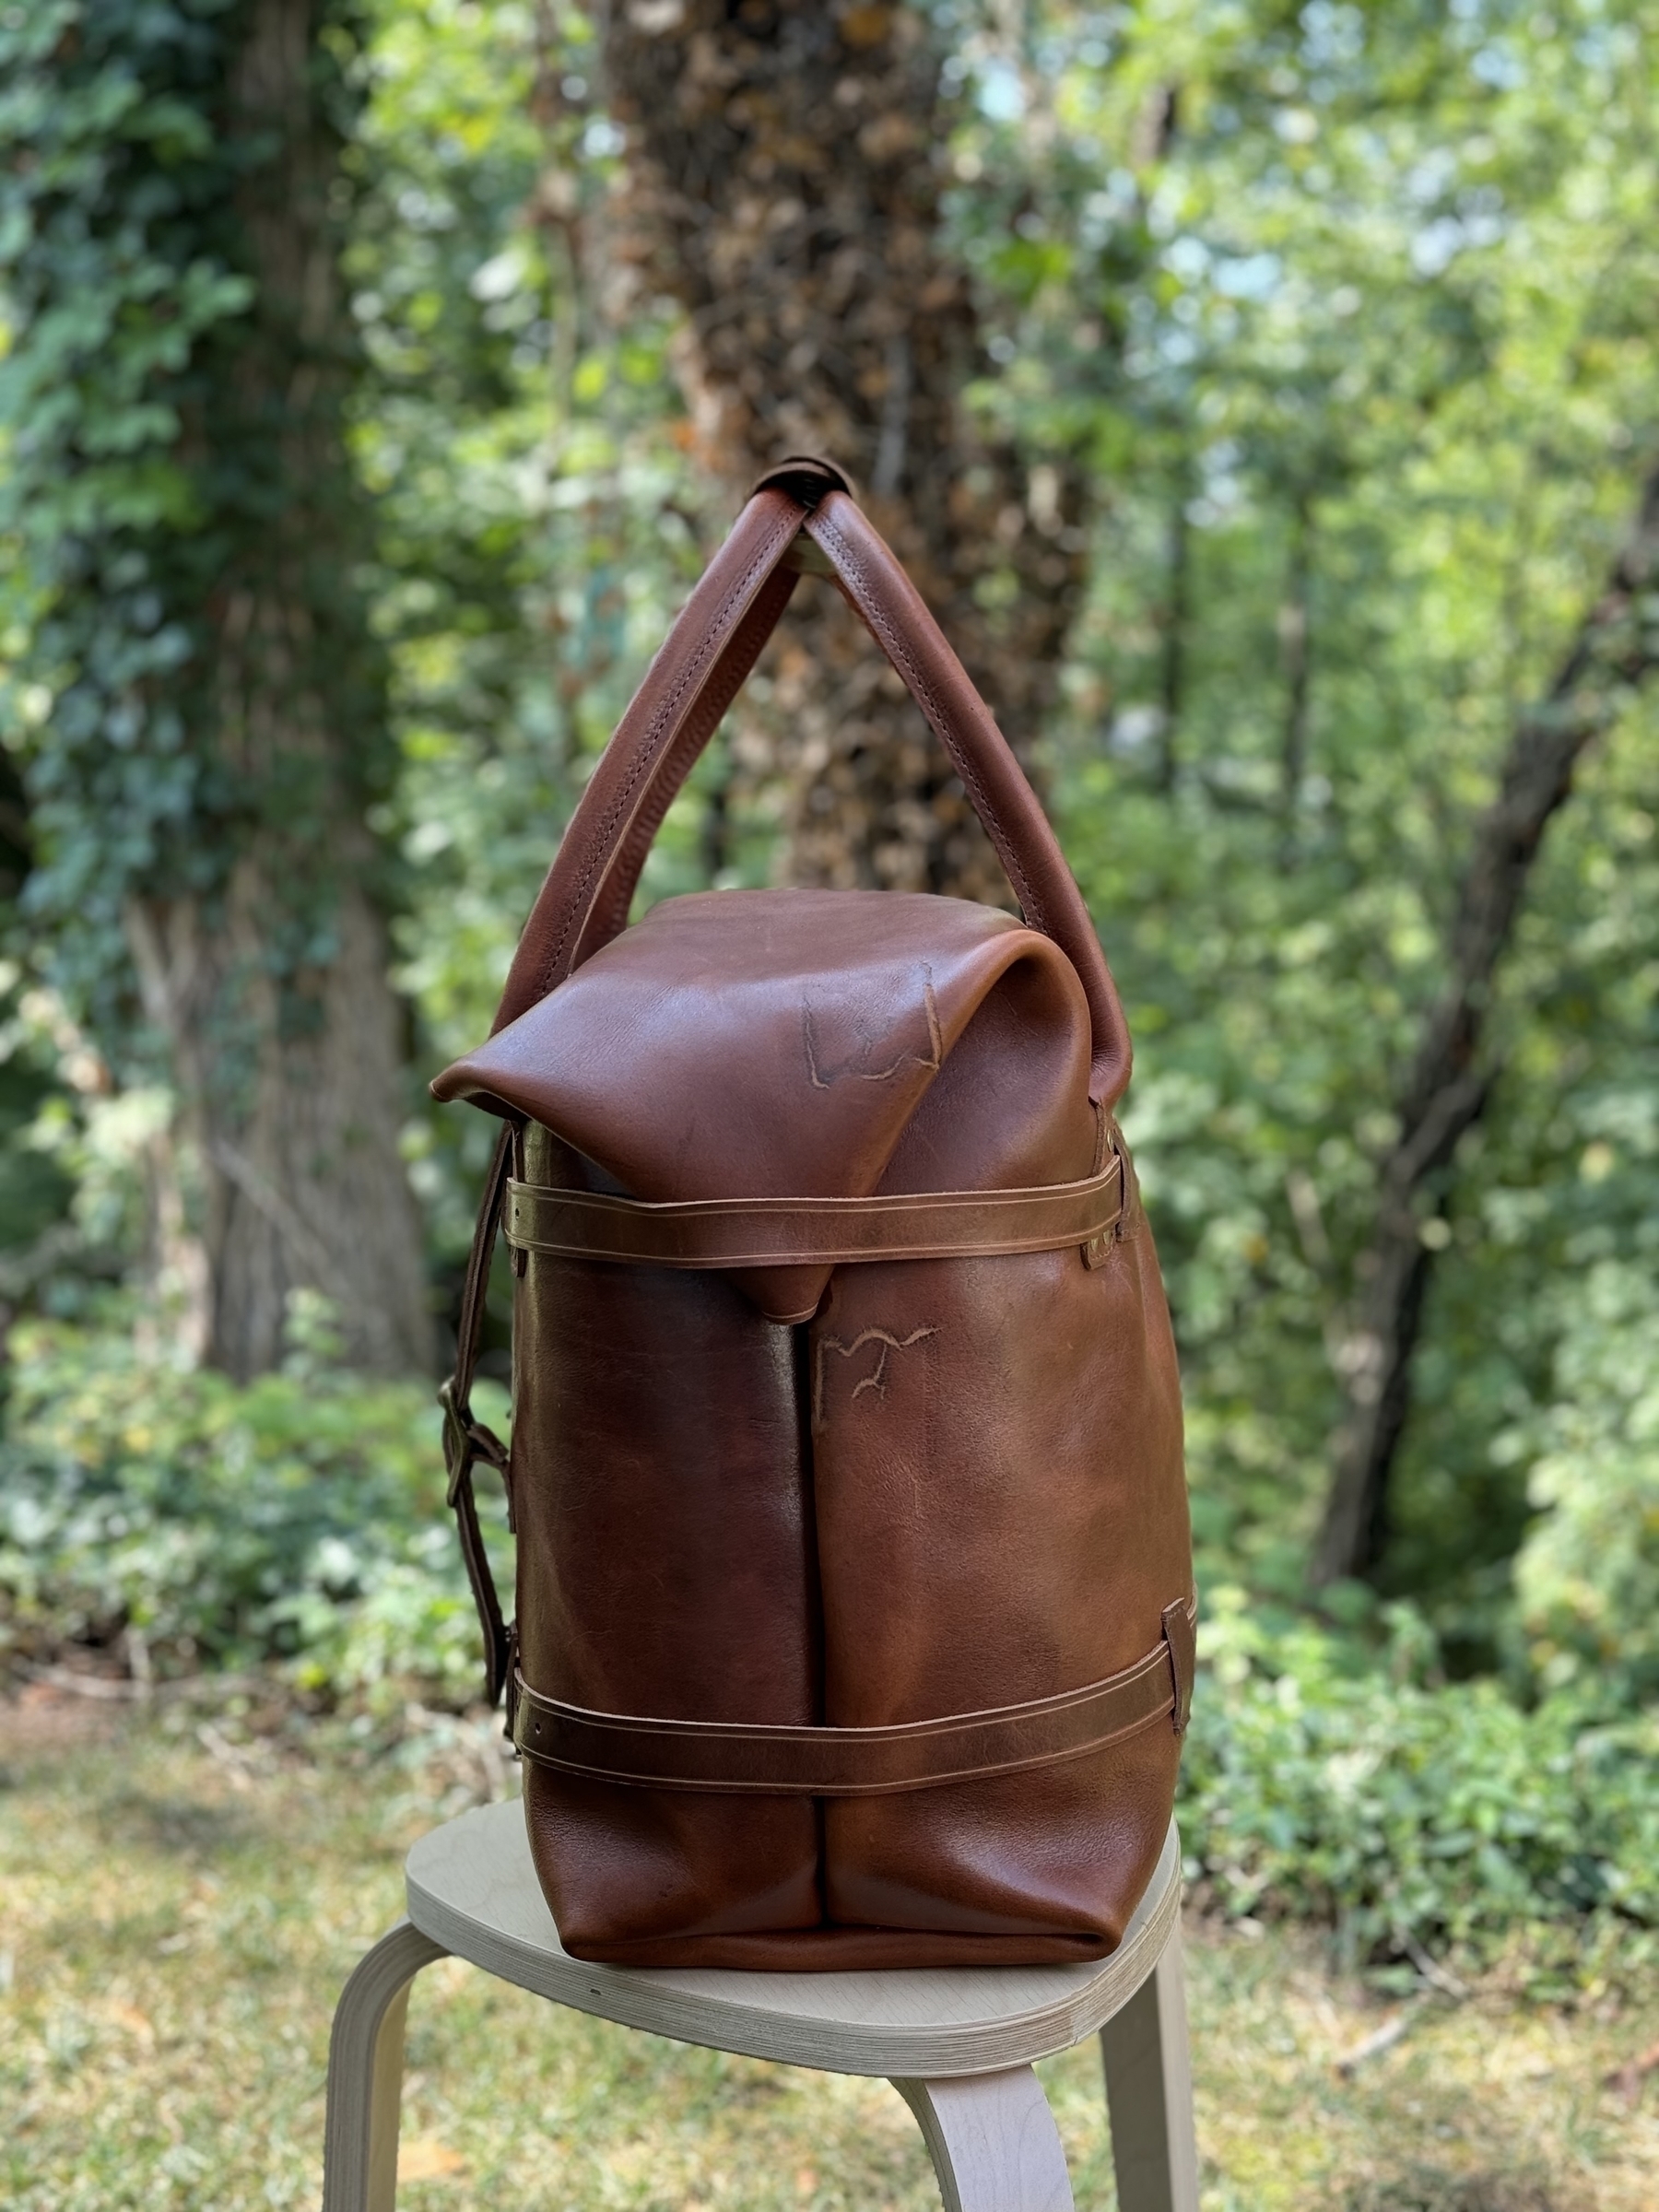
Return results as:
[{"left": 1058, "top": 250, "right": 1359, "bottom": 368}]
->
[{"left": 432, "top": 887, "right": 1098, "bottom": 1322}]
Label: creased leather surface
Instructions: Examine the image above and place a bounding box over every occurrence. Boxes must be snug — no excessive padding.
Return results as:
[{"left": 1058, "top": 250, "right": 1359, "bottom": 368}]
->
[
  {"left": 808, "top": 964, "right": 1189, "bottom": 1950},
  {"left": 435, "top": 887, "right": 1093, "bottom": 1322},
  {"left": 438, "top": 882, "right": 1193, "bottom": 1969},
  {"left": 512, "top": 1122, "right": 820, "bottom": 1951}
]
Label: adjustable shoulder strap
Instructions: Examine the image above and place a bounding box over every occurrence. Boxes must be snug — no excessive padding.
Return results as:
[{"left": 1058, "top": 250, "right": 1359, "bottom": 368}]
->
[{"left": 438, "top": 1121, "right": 516, "bottom": 1708}]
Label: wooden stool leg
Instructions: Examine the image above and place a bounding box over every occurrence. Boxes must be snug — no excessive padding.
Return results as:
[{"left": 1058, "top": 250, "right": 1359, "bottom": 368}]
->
[
  {"left": 1098, "top": 1937, "right": 1199, "bottom": 2212},
  {"left": 323, "top": 1918, "right": 449, "bottom": 2212},
  {"left": 893, "top": 2067, "right": 1075, "bottom": 2212}
]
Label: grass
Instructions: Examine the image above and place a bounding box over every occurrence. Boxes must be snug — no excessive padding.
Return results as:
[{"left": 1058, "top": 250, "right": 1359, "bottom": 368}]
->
[{"left": 2, "top": 1688, "right": 1656, "bottom": 2211}]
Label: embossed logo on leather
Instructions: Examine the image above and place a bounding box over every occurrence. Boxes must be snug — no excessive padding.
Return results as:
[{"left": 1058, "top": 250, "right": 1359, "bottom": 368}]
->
[
  {"left": 813, "top": 1324, "right": 936, "bottom": 1427},
  {"left": 801, "top": 967, "right": 942, "bottom": 1089}
]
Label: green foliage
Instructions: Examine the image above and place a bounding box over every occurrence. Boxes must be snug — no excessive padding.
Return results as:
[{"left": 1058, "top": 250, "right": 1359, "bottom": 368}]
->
[
  {"left": 0, "top": 0, "right": 391, "bottom": 1047},
  {"left": 955, "top": 0, "right": 1659, "bottom": 1649},
  {"left": 1510, "top": 1259, "right": 1659, "bottom": 1705},
  {"left": 341, "top": 0, "right": 707, "bottom": 1247},
  {"left": 0, "top": 984, "right": 76, "bottom": 1279},
  {"left": 0, "top": 1309, "right": 509, "bottom": 1707},
  {"left": 1180, "top": 1590, "right": 1659, "bottom": 1975}
]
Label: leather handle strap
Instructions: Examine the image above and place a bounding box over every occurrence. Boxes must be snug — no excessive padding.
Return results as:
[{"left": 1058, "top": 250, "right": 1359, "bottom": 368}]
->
[
  {"left": 439, "top": 1122, "right": 516, "bottom": 1708},
  {"left": 804, "top": 493, "right": 1130, "bottom": 1104},
  {"left": 503, "top": 1153, "right": 1123, "bottom": 1271},
  {"left": 511, "top": 1597, "right": 1196, "bottom": 1794},
  {"left": 492, "top": 487, "right": 809, "bottom": 1032},
  {"left": 569, "top": 463, "right": 845, "bottom": 956},
  {"left": 575, "top": 560, "right": 801, "bottom": 963},
  {"left": 490, "top": 470, "right": 1132, "bottom": 1105}
]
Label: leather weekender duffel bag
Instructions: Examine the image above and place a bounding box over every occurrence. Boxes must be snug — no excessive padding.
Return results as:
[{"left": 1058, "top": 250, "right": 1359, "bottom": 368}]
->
[{"left": 432, "top": 456, "right": 1194, "bottom": 1969}]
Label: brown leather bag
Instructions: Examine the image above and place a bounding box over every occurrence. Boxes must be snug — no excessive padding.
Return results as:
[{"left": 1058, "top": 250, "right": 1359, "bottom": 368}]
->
[{"left": 433, "top": 458, "right": 1194, "bottom": 1969}]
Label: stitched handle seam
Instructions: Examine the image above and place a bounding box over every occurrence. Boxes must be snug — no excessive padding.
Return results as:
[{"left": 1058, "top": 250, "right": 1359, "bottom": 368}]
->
[
  {"left": 590, "top": 571, "right": 788, "bottom": 943},
  {"left": 811, "top": 512, "right": 1050, "bottom": 933}
]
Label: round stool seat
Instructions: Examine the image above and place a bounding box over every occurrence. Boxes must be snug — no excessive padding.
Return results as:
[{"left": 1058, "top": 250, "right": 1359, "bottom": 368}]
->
[{"left": 406, "top": 1799, "right": 1182, "bottom": 2078}]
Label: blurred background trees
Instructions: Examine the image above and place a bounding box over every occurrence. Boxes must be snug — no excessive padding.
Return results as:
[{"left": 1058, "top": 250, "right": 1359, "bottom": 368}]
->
[
  {"left": 0, "top": 0, "right": 428, "bottom": 1377},
  {"left": 597, "top": 0, "right": 1095, "bottom": 903},
  {"left": 2, "top": 0, "right": 1656, "bottom": 1740}
]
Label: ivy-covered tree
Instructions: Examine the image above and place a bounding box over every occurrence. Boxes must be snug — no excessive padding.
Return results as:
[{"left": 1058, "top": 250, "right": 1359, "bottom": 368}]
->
[{"left": 0, "top": 0, "right": 429, "bottom": 1377}]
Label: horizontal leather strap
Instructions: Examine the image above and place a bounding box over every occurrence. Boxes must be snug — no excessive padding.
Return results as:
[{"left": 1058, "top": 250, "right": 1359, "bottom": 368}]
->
[
  {"left": 503, "top": 1155, "right": 1123, "bottom": 1271},
  {"left": 511, "top": 1598, "right": 1195, "bottom": 1795}
]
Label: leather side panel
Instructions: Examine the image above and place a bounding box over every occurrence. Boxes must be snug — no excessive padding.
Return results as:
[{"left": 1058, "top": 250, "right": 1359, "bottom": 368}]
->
[
  {"left": 811, "top": 1217, "right": 1190, "bottom": 1945},
  {"left": 513, "top": 1125, "right": 820, "bottom": 1951}
]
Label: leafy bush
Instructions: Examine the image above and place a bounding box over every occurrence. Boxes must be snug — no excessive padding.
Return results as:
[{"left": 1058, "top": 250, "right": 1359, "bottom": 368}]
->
[
  {"left": 1180, "top": 1586, "right": 1659, "bottom": 1972},
  {"left": 1510, "top": 1258, "right": 1659, "bottom": 1705},
  {"left": 0, "top": 1313, "right": 508, "bottom": 1709},
  {"left": 6, "top": 1315, "right": 1657, "bottom": 1967}
]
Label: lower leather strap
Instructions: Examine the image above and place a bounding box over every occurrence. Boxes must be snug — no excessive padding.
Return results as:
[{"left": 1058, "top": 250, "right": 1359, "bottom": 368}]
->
[
  {"left": 511, "top": 1597, "right": 1196, "bottom": 1794},
  {"left": 504, "top": 1154, "right": 1124, "bottom": 1271},
  {"left": 439, "top": 1123, "right": 517, "bottom": 1709}
]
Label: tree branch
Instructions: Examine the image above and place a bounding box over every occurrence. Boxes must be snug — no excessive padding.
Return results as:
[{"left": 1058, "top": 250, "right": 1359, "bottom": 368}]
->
[{"left": 1312, "top": 457, "right": 1659, "bottom": 1586}]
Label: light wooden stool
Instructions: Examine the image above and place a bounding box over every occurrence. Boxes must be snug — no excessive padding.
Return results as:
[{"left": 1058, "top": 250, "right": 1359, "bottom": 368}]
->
[{"left": 323, "top": 1801, "right": 1198, "bottom": 2212}]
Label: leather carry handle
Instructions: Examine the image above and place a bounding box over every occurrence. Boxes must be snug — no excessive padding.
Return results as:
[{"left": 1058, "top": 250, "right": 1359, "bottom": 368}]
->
[{"left": 491, "top": 463, "right": 1134, "bottom": 1105}]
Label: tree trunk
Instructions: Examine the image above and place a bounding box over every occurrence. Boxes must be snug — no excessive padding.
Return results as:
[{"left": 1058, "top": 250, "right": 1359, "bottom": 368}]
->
[
  {"left": 1278, "top": 491, "right": 1312, "bottom": 818},
  {"left": 1313, "top": 460, "right": 1659, "bottom": 1583},
  {"left": 594, "top": 0, "right": 1091, "bottom": 900},
  {"left": 126, "top": 0, "right": 429, "bottom": 1382},
  {"left": 128, "top": 878, "right": 428, "bottom": 1381},
  {"left": 1154, "top": 467, "right": 1191, "bottom": 794}
]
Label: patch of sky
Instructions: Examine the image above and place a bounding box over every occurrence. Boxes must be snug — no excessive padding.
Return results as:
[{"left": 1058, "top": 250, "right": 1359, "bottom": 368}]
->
[
  {"left": 1411, "top": 217, "right": 1468, "bottom": 276},
  {"left": 1472, "top": 42, "right": 1525, "bottom": 88},
  {"left": 580, "top": 117, "right": 624, "bottom": 159},
  {"left": 1213, "top": 253, "right": 1282, "bottom": 300},
  {"left": 1083, "top": 174, "right": 1139, "bottom": 229},
  {"left": 1404, "top": 149, "right": 1460, "bottom": 206},
  {"left": 976, "top": 58, "right": 1025, "bottom": 124},
  {"left": 1164, "top": 235, "right": 1210, "bottom": 284},
  {"left": 394, "top": 188, "right": 456, "bottom": 230},
  {"left": 1299, "top": 1, "right": 1366, "bottom": 69},
  {"left": 469, "top": 245, "right": 528, "bottom": 303},
  {"left": 1145, "top": 183, "right": 1182, "bottom": 241}
]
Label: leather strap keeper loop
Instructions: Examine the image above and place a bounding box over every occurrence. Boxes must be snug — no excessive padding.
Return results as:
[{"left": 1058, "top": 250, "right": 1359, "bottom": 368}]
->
[
  {"left": 747, "top": 451, "right": 855, "bottom": 506},
  {"left": 511, "top": 1597, "right": 1196, "bottom": 1795},
  {"left": 438, "top": 1123, "right": 517, "bottom": 1708},
  {"left": 504, "top": 1154, "right": 1124, "bottom": 1272}
]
